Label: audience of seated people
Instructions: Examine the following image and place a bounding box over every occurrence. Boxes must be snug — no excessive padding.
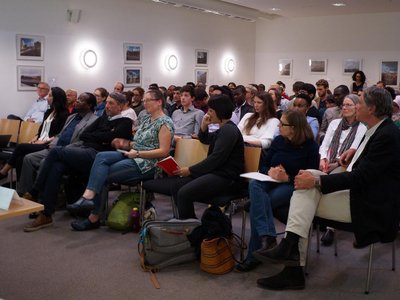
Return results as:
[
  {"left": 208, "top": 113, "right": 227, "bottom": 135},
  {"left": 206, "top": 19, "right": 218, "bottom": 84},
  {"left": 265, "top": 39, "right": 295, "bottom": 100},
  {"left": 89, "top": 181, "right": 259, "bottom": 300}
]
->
[{"left": 3, "top": 76, "right": 400, "bottom": 294}]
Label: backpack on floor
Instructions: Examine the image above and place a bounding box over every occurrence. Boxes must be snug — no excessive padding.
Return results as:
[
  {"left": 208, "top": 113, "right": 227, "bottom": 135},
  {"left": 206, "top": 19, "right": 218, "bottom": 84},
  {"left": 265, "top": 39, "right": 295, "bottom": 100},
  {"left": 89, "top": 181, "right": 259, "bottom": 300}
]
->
[
  {"left": 138, "top": 219, "right": 201, "bottom": 288},
  {"left": 106, "top": 191, "right": 141, "bottom": 231}
]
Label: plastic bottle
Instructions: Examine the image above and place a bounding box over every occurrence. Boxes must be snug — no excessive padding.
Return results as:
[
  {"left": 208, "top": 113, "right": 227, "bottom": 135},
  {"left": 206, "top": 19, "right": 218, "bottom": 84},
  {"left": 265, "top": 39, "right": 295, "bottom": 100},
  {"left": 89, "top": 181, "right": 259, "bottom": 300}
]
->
[{"left": 131, "top": 207, "right": 141, "bottom": 233}]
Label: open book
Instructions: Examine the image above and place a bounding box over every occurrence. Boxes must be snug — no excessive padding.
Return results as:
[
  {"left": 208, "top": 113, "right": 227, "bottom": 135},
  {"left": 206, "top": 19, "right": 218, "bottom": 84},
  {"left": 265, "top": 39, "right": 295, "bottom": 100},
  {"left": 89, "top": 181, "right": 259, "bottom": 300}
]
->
[
  {"left": 240, "top": 172, "right": 280, "bottom": 182},
  {"left": 157, "top": 156, "right": 180, "bottom": 176}
]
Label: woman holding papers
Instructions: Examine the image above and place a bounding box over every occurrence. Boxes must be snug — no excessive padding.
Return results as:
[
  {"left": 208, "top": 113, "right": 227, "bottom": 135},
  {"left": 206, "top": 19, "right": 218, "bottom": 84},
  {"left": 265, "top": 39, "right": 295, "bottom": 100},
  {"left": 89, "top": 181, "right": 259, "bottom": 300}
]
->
[
  {"left": 170, "top": 94, "right": 244, "bottom": 219},
  {"left": 67, "top": 89, "right": 174, "bottom": 231},
  {"left": 237, "top": 92, "right": 280, "bottom": 149},
  {"left": 236, "top": 110, "right": 319, "bottom": 272}
]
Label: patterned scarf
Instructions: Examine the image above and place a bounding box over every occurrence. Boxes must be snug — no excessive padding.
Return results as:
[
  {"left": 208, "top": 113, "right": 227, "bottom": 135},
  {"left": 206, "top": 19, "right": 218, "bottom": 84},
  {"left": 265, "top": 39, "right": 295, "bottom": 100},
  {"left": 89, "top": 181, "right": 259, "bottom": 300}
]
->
[{"left": 328, "top": 118, "right": 359, "bottom": 163}]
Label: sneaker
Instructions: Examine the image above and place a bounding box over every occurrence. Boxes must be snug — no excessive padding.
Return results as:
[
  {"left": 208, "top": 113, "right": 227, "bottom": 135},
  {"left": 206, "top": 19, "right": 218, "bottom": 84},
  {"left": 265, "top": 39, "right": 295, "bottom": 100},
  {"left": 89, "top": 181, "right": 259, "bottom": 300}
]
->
[{"left": 24, "top": 214, "right": 53, "bottom": 232}]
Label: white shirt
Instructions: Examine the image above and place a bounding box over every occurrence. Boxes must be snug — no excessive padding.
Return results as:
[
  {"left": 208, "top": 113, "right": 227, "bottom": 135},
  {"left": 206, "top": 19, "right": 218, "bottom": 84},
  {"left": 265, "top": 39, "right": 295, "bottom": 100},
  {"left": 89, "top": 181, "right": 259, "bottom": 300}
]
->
[
  {"left": 319, "top": 118, "right": 367, "bottom": 160},
  {"left": 237, "top": 113, "right": 280, "bottom": 149},
  {"left": 347, "top": 119, "right": 385, "bottom": 172}
]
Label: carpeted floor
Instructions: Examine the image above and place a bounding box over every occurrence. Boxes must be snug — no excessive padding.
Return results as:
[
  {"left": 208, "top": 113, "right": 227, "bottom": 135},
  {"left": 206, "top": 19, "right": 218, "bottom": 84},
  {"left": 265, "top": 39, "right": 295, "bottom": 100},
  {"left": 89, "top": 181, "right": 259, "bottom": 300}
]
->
[{"left": 0, "top": 188, "right": 399, "bottom": 300}]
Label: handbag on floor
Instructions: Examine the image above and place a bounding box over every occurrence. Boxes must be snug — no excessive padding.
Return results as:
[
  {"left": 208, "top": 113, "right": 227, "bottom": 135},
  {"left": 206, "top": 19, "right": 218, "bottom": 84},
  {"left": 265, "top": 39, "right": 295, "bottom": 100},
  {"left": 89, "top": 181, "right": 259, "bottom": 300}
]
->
[
  {"left": 138, "top": 219, "right": 201, "bottom": 288},
  {"left": 200, "top": 234, "right": 243, "bottom": 275}
]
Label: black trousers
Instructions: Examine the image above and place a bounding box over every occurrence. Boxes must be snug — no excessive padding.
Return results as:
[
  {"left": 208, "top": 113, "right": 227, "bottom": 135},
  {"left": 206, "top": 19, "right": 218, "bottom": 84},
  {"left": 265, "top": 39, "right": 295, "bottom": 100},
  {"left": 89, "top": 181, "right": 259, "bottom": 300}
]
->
[
  {"left": 170, "top": 174, "right": 234, "bottom": 219},
  {"left": 7, "top": 143, "right": 47, "bottom": 179}
]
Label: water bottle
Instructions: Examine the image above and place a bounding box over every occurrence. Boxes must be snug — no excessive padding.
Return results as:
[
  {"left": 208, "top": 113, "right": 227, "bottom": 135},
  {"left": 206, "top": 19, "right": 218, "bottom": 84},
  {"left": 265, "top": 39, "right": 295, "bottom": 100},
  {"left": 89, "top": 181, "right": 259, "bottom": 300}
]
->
[{"left": 130, "top": 207, "right": 141, "bottom": 233}]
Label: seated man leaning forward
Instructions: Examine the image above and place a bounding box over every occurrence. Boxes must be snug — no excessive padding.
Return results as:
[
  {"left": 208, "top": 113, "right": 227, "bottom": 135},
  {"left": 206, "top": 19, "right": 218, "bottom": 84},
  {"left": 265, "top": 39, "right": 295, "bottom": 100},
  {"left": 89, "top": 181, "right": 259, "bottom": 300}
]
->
[
  {"left": 67, "top": 89, "right": 174, "bottom": 231},
  {"left": 253, "top": 86, "right": 400, "bottom": 290}
]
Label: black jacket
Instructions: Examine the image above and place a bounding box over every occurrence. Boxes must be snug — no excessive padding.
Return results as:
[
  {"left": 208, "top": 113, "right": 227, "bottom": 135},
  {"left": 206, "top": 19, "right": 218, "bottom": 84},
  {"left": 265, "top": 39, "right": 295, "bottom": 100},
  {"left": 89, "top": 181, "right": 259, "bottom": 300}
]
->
[{"left": 321, "top": 118, "right": 400, "bottom": 247}]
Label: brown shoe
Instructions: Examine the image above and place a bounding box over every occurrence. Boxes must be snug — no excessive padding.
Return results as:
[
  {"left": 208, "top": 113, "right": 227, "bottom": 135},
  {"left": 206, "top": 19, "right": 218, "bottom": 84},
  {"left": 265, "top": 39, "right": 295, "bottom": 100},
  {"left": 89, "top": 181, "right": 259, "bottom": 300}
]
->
[
  {"left": 23, "top": 192, "right": 37, "bottom": 202},
  {"left": 24, "top": 214, "right": 53, "bottom": 232}
]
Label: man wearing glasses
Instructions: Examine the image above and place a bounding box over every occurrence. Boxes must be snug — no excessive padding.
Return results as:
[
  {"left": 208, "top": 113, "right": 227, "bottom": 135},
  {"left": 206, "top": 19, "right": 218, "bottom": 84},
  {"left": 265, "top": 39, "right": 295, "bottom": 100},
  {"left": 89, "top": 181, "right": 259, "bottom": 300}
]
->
[{"left": 8, "top": 82, "right": 50, "bottom": 123}]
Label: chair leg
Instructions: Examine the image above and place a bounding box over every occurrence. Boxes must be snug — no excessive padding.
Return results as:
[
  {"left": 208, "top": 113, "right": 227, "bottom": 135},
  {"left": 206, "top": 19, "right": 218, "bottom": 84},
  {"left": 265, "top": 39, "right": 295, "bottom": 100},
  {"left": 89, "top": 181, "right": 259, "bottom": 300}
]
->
[
  {"left": 316, "top": 224, "right": 320, "bottom": 253},
  {"left": 365, "top": 244, "right": 374, "bottom": 294},
  {"left": 139, "top": 183, "right": 146, "bottom": 225},
  {"left": 334, "top": 231, "right": 338, "bottom": 256},
  {"left": 240, "top": 209, "right": 246, "bottom": 261},
  {"left": 392, "top": 240, "right": 396, "bottom": 271},
  {"left": 304, "top": 226, "right": 313, "bottom": 276}
]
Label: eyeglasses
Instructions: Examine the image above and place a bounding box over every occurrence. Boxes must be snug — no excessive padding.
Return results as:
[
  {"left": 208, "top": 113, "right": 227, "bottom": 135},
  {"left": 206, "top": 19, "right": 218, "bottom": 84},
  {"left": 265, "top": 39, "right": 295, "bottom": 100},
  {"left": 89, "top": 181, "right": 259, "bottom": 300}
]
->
[
  {"left": 143, "top": 98, "right": 160, "bottom": 103},
  {"left": 279, "top": 120, "right": 293, "bottom": 127},
  {"left": 37, "top": 86, "right": 48, "bottom": 90},
  {"left": 342, "top": 103, "right": 355, "bottom": 108}
]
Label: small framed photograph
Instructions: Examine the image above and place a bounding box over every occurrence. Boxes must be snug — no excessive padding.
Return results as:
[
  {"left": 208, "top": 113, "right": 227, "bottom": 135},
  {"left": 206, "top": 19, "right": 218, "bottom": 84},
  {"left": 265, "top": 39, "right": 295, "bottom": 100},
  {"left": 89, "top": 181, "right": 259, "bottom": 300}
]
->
[
  {"left": 124, "top": 67, "right": 141, "bottom": 87},
  {"left": 16, "top": 34, "right": 44, "bottom": 60},
  {"left": 17, "top": 65, "right": 45, "bottom": 91},
  {"left": 380, "top": 61, "right": 399, "bottom": 86},
  {"left": 195, "top": 49, "right": 208, "bottom": 66},
  {"left": 195, "top": 69, "right": 208, "bottom": 85},
  {"left": 308, "top": 59, "right": 327, "bottom": 74},
  {"left": 278, "top": 59, "right": 292, "bottom": 77},
  {"left": 123, "top": 43, "right": 142, "bottom": 64},
  {"left": 343, "top": 59, "right": 362, "bottom": 75}
]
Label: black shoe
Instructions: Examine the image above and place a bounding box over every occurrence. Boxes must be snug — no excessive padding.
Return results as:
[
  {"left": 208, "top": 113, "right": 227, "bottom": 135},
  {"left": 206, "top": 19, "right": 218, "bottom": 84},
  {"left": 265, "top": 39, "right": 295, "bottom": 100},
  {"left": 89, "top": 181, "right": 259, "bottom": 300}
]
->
[
  {"left": 234, "top": 259, "right": 261, "bottom": 272},
  {"left": 257, "top": 266, "right": 305, "bottom": 290},
  {"left": 66, "top": 197, "right": 95, "bottom": 215},
  {"left": 321, "top": 229, "right": 334, "bottom": 246},
  {"left": 253, "top": 237, "right": 300, "bottom": 266},
  {"left": 353, "top": 240, "right": 369, "bottom": 249},
  {"left": 71, "top": 218, "right": 100, "bottom": 231}
]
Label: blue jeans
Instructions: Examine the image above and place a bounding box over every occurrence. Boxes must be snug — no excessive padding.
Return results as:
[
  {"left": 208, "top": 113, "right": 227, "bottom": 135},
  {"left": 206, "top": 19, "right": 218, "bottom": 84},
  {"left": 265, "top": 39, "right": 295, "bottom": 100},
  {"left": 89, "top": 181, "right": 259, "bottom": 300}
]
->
[
  {"left": 86, "top": 151, "right": 155, "bottom": 213},
  {"left": 247, "top": 180, "right": 294, "bottom": 261}
]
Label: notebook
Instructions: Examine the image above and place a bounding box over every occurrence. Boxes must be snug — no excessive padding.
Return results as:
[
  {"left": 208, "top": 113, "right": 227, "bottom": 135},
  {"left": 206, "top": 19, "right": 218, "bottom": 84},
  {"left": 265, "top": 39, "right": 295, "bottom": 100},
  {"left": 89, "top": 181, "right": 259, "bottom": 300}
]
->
[{"left": 0, "top": 135, "right": 11, "bottom": 148}]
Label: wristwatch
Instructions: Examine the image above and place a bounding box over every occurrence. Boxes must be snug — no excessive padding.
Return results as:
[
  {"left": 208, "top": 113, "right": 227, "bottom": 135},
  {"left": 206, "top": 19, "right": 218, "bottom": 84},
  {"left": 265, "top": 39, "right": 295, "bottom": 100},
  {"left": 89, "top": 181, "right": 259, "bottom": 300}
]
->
[
  {"left": 136, "top": 150, "right": 140, "bottom": 158},
  {"left": 314, "top": 176, "right": 321, "bottom": 191}
]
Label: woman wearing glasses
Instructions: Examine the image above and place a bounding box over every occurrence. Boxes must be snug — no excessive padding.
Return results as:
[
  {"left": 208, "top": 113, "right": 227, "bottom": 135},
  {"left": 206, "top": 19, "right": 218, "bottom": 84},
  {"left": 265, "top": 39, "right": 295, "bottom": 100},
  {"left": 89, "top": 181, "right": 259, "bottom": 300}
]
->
[
  {"left": 236, "top": 110, "right": 319, "bottom": 272},
  {"left": 317, "top": 94, "right": 367, "bottom": 246}
]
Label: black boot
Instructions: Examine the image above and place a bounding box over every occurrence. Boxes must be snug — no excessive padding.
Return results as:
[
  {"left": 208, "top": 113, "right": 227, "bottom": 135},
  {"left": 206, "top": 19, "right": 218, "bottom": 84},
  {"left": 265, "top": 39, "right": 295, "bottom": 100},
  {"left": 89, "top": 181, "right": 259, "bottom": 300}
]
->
[
  {"left": 257, "top": 266, "right": 305, "bottom": 290},
  {"left": 253, "top": 232, "right": 300, "bottom": 266},
  {"left": 259, "top": 235, "right": 277, "bottom": 251}
]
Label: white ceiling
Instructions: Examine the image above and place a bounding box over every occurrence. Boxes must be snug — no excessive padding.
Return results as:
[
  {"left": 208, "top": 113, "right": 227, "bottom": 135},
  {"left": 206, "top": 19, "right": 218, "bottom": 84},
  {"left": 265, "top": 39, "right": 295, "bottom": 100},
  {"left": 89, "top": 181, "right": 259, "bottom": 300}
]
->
[{"left": 220, "top": 0, "right": 400, "bottom": 18}]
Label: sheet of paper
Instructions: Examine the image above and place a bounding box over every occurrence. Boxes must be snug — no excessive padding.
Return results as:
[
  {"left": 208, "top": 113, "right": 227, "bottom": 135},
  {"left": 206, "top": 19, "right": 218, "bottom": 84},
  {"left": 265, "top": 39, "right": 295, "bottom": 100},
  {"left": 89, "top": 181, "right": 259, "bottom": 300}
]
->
[
  {"left": 0, "top": 186, "right": 22, "bottom": 210},
  {"left": 240, "top": 172, "right": 280, "bottom": 182}
]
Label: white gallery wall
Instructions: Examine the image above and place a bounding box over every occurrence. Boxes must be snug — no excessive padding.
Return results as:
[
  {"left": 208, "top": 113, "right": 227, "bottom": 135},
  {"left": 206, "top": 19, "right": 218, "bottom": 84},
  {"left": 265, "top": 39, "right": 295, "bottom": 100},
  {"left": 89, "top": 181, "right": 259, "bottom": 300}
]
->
[
  {"left": 0, "top": 0, "right": 255, "bottom": 118},
  {"left": 255, "top": 12, "right": 400, "bottom": 92}
]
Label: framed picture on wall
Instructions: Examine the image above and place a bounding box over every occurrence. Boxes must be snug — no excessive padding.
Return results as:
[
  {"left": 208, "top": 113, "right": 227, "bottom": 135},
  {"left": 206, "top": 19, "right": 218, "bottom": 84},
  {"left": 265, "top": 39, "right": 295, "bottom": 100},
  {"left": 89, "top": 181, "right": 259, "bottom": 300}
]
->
[
  {"left": 343, "top": 59, "right": 362, "bottom": 75},
  {"left": 278, "top": 59, "right": 292, "bottom": 77},
  {"left": 308, "top": 59, "right": 327, "bottom": 74},
  {"left": 195, "top": 69, "right": 208, "bottom": 85},
  {"left": 17, "top": 65, "right": 44, "bottom": 91},
  {"left": 124, "top": 67, "right": 141, "bottom": 86},
  {"left": 195, "top": 49, "right": 208, "bottom": 66},
  {"left": 123, "top": 43, "right": 142, "bottom": 64},
  {"left": 16, "top": 34, "right": 44, "bottom": 60},
  {"left": 380, "top": 61, "right": 399, "bottom": 86}
]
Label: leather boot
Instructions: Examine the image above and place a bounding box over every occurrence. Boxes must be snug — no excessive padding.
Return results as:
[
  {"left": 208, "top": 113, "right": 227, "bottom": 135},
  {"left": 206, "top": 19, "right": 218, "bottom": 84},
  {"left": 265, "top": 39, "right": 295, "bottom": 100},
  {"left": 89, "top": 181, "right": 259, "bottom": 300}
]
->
[
  {"left": 253, "top": 232, "right": 300, "bottom": 266},
  {"left": 257, "top": 266, "right": 305, "bottom": 290}
]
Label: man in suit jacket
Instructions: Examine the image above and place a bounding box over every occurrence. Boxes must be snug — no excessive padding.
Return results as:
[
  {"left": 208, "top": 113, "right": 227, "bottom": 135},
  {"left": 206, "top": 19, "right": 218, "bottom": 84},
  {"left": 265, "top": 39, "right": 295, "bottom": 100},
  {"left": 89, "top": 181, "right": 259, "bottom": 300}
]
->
[
  {"left": 253, "top": 86, "right": 400, "bottom": 290},
  {"left": 17, "top": 92, "right": 98, "bottom": 196},
  {"left": 231, "top": 85, "right": 254, "bottom": 125}
]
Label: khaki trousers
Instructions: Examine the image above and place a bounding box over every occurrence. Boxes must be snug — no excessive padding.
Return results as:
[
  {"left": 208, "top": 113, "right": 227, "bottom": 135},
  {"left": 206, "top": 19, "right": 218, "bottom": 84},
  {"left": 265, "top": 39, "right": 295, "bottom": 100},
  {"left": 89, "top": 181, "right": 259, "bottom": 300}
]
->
[{"left": 285, "top": 170, "right": 352, "bottom": 266}]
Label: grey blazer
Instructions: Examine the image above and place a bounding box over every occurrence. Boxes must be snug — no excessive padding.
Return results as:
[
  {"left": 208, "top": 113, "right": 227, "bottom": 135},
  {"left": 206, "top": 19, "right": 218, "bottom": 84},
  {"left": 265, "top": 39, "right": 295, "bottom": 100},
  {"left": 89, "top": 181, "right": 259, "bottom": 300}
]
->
[{"left": 50, "top": 112, "right": 98, "bottom": 146}]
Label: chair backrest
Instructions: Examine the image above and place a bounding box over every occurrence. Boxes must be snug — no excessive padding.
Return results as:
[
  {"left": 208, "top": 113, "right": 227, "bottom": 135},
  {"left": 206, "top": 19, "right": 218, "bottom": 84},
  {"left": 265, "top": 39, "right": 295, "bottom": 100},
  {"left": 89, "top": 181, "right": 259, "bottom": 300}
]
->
[
  {"left": 0, "top": 119, "right": 21, "bottom": 143},
  {"left": 18, "top": 121, "right": 41, "bottom": 144},
  {"left": 243, "top": 146, "right": 261, "bottom": 173},
  {"left": 174, "top": 138, "right": 209, "bottom": 167}
]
